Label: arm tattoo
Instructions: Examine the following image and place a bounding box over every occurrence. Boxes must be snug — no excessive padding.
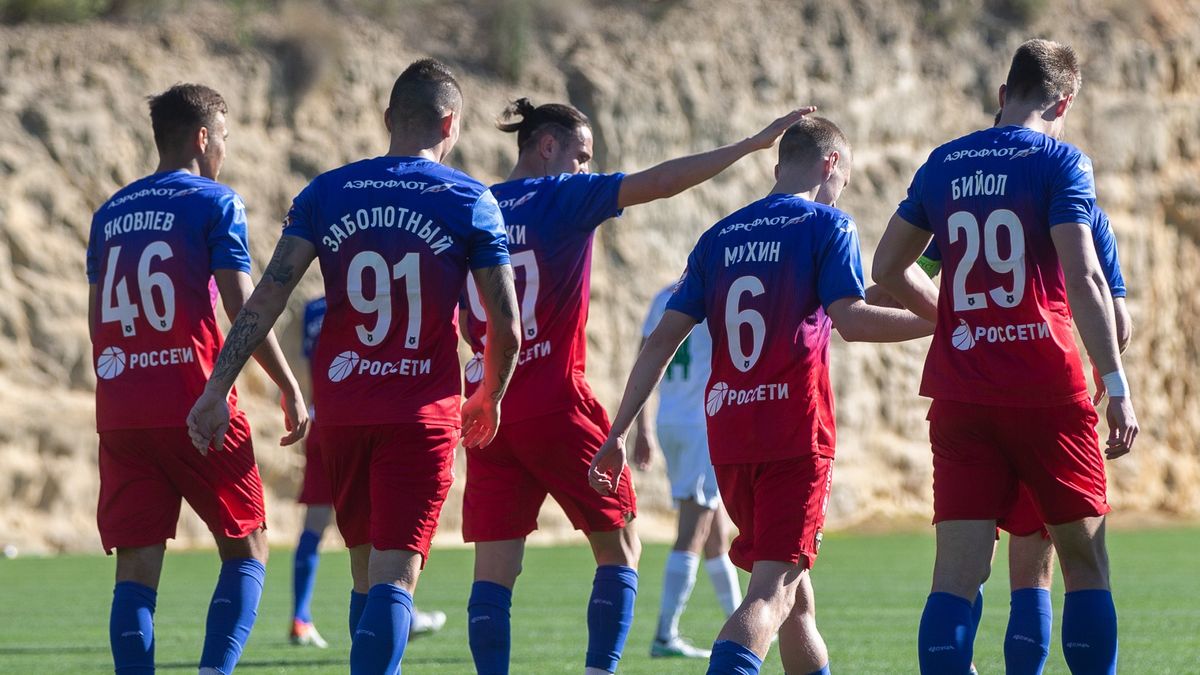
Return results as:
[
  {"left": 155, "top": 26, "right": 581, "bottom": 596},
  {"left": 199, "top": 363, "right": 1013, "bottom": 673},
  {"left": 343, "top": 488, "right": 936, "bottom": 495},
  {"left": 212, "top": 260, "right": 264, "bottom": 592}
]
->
[
  {"left": 264, "top": 236, "right": 298, "bottom": 286},
  {"left": 481, "top": 264, "right": 519, "bottom": 401},
  {"left": 209, "top": 308, "right": 268, "bottom": 390}
]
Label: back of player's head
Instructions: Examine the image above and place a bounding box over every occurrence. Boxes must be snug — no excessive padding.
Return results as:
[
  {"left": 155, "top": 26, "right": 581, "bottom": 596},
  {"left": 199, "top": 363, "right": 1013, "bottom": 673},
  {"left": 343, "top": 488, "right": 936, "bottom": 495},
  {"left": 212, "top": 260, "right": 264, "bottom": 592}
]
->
[
  {"left": 497, "top": 98, "right": 590, "bottom": 152},
  {"left": 147, "top": 83, "right": 227, "bottom": 153},
  {"left": 778, "top": 116, "right": 851, "bottom": 171},
  {"left": 387, "top": 58, "right": 464, "bottom": 134},
  {"left": 1004, "top": 39, "right": 1081, "bottom": 106}
]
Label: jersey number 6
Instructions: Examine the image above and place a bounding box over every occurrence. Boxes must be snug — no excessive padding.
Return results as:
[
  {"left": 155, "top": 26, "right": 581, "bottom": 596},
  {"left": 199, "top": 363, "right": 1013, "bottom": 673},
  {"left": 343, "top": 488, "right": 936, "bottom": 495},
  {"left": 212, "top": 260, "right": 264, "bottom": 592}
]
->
[{"left": 725, "top": 275, "right": 766, "bottom": 373}]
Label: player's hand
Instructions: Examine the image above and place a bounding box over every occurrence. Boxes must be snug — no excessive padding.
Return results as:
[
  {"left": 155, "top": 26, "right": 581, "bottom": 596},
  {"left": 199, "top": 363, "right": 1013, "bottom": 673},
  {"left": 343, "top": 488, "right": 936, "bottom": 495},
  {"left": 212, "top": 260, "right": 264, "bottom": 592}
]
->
[
  {"left": 461, "top": 388, "right": 501, "bottom": 449},
  {"left": 632, "top": 432, "right": 657, "bottom": 471},
  {"left": 1091, "top": 363, "right": 1107, "bottom": 405},
  {"left": 589, "top": 435, "right": 628, "bottom": 495},
  {"left": 187, "top": 389, "right": 232, "bottom": 456},
  {"left": 1104, "top": 396, "right": 1138, "bottom": 460},
  {"left": 279, "top": 388, "right": 309, "bottom": 446},
  {"left": 744, "top": 106, "right": 818, "bottom": 151}
]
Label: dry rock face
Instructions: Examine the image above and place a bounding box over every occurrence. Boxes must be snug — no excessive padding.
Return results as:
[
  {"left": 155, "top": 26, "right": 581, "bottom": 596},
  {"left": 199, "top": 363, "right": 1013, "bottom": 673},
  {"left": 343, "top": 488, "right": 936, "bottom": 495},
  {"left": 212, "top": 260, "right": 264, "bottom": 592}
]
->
[{"left": 1, "top": 0, "right": 1197, "bottom": 552}]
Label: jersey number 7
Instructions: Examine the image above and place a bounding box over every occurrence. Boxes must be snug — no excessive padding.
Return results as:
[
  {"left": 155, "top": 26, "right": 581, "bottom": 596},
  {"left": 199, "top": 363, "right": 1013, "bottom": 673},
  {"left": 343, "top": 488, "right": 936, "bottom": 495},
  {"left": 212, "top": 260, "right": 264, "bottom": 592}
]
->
[{"left": 465, "top": 250, "right": 540, "bottom": 340}]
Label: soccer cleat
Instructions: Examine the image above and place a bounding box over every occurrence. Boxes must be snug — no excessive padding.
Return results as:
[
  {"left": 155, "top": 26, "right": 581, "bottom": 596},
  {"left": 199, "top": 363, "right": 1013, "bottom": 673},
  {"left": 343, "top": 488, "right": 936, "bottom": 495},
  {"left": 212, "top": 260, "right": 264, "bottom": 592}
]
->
[
  {"left": 650, "top": 635, "right": 712, "bottom": 659},
  {"left": 408, "top": 608, "right": 447, "bottom": 638},
  {"left": 289, "top": 619, "right": 328, "bottom": 648}
]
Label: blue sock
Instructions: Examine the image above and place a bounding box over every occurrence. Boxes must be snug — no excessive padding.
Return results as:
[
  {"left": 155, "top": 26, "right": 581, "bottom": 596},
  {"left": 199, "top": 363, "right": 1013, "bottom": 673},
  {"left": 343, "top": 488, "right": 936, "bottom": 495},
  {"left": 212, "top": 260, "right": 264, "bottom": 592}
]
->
[
  {"left": 349, "top": 590, "right": 368, "bottom": 638},
  {"left": 199, "top": 558, "right": 265, "bottom": 673},
  {"left": 706, "top": 639, "right": 762, "bottom": 674},
  {"left": 110, "top": 581, "right": 156, "bottom": 674},
  {"left": 1062, "top": 589, "right": 1117, "bottom": 675},
  {"left": 585, "top": 565, "right": 638, "bottom": 673},
  {"left": 468, "top": 581, "right": 513, "bottom": 675},
  {"left": 350, "top": 583, "right": 413, "bottom": 674},
  {"left": 808, "top": 666, "right": 832, "bottom": 675},
  {"left": 970, "top": 584, "right": 985, "bottom": 644},
  {"left": 292, "top": 530, "right": 322, "bottom": 624},
  {"left": 918, "top": 592, "right": 975, "bottom": 673},
  {"left": 1005, "top": 588, "right": 1052, "bottom": 674}
]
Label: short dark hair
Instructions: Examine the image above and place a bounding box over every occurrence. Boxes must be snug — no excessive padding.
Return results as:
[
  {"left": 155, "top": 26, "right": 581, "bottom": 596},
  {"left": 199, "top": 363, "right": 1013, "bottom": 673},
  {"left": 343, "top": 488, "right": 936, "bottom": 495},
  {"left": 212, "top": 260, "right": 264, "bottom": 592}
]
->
[
  {"left": 496, "top": 98, "right": 590, "bottom": 151},
  {"left": 147, "top": 84, "right": 227, "bottom": 153},
  {"left": 1004, "top": 39, "right": 1081, "bottom": 106},
  {"left": 387, "top": 58, "right": 463, "bottom": 134},
  {"left": 778, "top": 116, "right": 851, "bottom": 170}
]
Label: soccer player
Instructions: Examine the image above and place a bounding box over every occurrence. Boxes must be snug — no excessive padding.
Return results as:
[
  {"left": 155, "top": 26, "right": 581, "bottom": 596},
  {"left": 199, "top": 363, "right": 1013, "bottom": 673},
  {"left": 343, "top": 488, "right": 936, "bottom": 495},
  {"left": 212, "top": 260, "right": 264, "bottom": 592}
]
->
[
  {"left": 88, "top": 83, "right": 308, "bottom": 675},
  {"left": 590, "top": 116, "right": 934, "bottom": 675},
  {"left": 632, "top": 284, "right": 742, "bottom": 659},
  {"left": 187, "top": 59, "right": 521, "bottom": 673},
  {"left": 871, "top": 39, "right": 1138, "bottom": 673},
  {"left": 459, "top": 97, "right": 813, "bottom": 675},
  {"left": 289, "top": 296, "right": 448, "bottom": 648}
]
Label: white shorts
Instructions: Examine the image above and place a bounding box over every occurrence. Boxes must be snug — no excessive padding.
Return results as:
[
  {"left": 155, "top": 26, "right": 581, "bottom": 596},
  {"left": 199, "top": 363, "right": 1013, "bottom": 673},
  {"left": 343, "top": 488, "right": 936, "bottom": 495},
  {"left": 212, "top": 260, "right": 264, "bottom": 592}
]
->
[{"left": 657, "top": 423, "right": 720, "bottom": 510}]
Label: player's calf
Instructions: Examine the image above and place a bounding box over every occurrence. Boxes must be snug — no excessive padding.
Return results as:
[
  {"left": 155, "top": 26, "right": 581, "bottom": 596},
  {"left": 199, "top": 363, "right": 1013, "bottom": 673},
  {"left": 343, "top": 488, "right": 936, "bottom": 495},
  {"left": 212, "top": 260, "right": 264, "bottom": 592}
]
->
[
  {"left": 778, "top": 571, "right": 829, "bottom": 674},
  {"left": 200, "top": 532, "right": 268, "bottom": 674},
  {"left": 920, "top": 520, "right": 996, "bottom": 674}
]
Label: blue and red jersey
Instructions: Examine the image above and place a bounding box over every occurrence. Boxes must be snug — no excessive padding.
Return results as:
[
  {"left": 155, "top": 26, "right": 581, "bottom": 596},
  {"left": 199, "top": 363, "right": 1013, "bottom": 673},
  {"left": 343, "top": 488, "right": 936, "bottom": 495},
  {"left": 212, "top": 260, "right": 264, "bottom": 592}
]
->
[
  {"left": 283, "top": 156, "right": 508, "bottom": 427},
  {"left": 668, "top": 193, "right": 866, "bottom": 464},
  {"left": 461, "top": 172, "right": 624, "bottom": 423},
  {"left": 87, "top": 170, "right": 251, "bottom": 431},
  {"left": 897, "top": 125, "right": 1097, "bottom": 407}
]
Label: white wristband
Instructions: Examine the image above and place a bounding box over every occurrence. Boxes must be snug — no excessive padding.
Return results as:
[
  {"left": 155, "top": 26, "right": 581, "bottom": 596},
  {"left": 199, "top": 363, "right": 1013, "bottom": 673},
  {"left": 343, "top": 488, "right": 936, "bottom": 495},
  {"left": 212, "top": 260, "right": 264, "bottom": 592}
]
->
[{"left": 1101, "top": 370, "right": 1129, "bottom": 398}]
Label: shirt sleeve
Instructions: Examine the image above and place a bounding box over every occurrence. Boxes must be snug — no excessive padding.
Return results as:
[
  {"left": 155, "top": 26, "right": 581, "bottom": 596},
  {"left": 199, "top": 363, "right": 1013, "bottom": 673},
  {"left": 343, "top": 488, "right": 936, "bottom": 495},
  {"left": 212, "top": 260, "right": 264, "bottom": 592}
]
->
[
  {"left": 282, "top": 181, "right": 319, "bottom": 244},
  {"left": 641, "top": 288, "right": 671, "bottom": 338},
  {"left": 85, "top": 212, "right": 101, "bottom": 283},
  {"left": 466, "top": 189, "right": 511, "bottom": 269},
  {"left": 1090, "top": 209, "right": 1127, "bottom": 297},
  {"left": 665, "top": 244, "right": 708, "bottom": 322},
  {"left": 816, "top": 217, "right": 867, "bottom": 309},
  {"left": 557, "top": 172, "right": 625, "bottom": 233},
  {"left": 208, "top": 192, "right": 253, "bottom": 273},
  {"left": 895, "top": 162, "right": 932, "bottom": 231},
  {"left": 1048, "top": 149, "right": 1097, "bottom": 228},
  {"left": 302, "top": 298, "right": 326, "bottom": 360}
]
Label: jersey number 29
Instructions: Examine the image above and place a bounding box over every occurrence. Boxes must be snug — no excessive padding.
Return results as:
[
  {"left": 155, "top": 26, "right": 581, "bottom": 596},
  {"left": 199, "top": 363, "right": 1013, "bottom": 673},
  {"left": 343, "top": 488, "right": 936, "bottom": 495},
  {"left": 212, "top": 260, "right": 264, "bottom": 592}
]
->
[{"left": 948, "top": 208, "right": 1027, "bottom": 312}]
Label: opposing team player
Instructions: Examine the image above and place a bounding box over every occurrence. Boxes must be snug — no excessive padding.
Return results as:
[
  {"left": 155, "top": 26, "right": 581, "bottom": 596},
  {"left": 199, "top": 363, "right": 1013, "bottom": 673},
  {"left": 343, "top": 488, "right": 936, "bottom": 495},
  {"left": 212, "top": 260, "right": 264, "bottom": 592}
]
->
[
  {"left": 591, "top": 117, "right": 934, "bottom": 675},
  {"left": 187, "top": 59, "right": 521, "bottom": 672},
  {"left": 633, "top": 285, "right": 741, "bottom": 659},
  {"left": 88, "top": 84, "right": 308, "bottom": 675},
  {"left": 459, "top": 97, "right": 812, "bottom": 675},
  {"left": 871, "top": 39, "right": 1138, "bottom": 673},
  {"left": 288, "top": 296, "right": 447, "bottom": 648}
]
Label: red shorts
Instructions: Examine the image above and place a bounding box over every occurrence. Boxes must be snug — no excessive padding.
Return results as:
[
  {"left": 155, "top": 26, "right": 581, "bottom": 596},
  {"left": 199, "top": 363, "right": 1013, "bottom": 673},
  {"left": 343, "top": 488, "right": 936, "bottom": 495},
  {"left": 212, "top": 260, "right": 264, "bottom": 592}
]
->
[
  {"left": 298, "top": 422, "right": 333, "bottom": 505},
  {"left": 929, "top": 398, "right": 1109, "bottom": 527},
  {"left": 317, "top": 423, "right": 456, "bottom": 563},
  {"left": 998, "top": 484, "right": 1048, "bottom": 538},
  {"left": 97, "top": 413, "right": 265, "bottom": 554},
  {"left": 462, "top": 398, "right": 637, "bottom": 542},
  {"left": 714, "top": 453, "right": 834, "bottom": 572}
]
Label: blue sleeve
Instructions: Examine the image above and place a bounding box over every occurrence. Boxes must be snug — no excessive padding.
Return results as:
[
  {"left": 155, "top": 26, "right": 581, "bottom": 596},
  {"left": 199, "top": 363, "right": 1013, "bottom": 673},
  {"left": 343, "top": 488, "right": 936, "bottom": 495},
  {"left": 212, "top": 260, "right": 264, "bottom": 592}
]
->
[
  {"left": 1048, "top": 149, "right": 1096, "bottom": 227},
  {"left": 282, "top": 181, "right": 319, "bottom": 244},
  {"left": 302, "top": 298, "right": 326, "bottom": 359},
  {"left": 208, "top": 192, "right": 253, "bottom": 273},
  {"left": 665, "top": 243, "right": 707, "bottom": 322},
  {"left": 557, "top": 172, "right": 625, "bottom": 233},
  {"left": 816, "top": 217, "right": 867, "bottom": 310},
  {"left": 1090, "top": 209, "right": 1126, "bottom": 297},
  {"left": 896, "top": 162, "right": 932, "bottom": 231},
  {"left": 85, "top": 213, "right": 101, "bottom": 283},
  {"left": 466, "top": 189, "right": 511, "bottom": 269}
]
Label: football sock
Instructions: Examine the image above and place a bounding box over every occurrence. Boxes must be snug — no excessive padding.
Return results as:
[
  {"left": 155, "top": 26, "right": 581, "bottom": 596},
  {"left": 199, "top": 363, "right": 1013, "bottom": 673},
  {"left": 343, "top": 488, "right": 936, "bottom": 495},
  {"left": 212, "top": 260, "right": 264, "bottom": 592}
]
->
[
  {"left": 349, "top": 583, "right": 413, "bottom": 674},
  {"left": 1005, "top": 588, "right": 1052, "bottom": 674},
  {"left": 808, "top": 666, "right": 832, "bottom": 675},
  {"left": 468, "top": 581, "right": 513, "bottom": 675},
  {"left": 918, "top": 592, "right": 975, "bottom": 673},
  {"left": 707, "top": 639, "right": 762, "bottom": 674},
  {"left": 657, "top": 551, "right": 699, "bottom": 641},
  {"left": 704, "top": 553, "right": 743, "bottom": 617},
  {"left": 110, "top": 581, "right": 156, "bottom": 674},
  {"left": 349, "top": 590, "right": 368, "bottom": 638},
  {"left": 1062, "top": 589, "right": 1117, "bottom": 675},
  {"left": 199, "top": 558, "right": 265, "bottom": 673},
  {"left": 970, "top": 584, "right": 985, "bottom": 643},
  {"left": 585, "top": 565, "right": 638, "bottom": 673},
  {"left": 292, "top": 529, "right": 322, "bottom": 624}
]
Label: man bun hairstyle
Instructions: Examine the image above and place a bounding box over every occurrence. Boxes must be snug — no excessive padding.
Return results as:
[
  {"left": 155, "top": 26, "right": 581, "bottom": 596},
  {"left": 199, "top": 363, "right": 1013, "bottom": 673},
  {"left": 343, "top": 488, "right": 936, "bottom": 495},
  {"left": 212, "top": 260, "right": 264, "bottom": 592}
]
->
[
  {"left": 147, "top": 83, "right": 227, "bottom": 153},
  {"left": 388, "top": 58, "right": 464, "bottom": 134},
  {"left": 778, "top": 116, "right": 851, "bottom": 170},
  {"left": 1004, "top": 38, "right": 1081, "bottom": 106},
  {"left": 497, "top": 98, "right": 590, "bottom": 151}
]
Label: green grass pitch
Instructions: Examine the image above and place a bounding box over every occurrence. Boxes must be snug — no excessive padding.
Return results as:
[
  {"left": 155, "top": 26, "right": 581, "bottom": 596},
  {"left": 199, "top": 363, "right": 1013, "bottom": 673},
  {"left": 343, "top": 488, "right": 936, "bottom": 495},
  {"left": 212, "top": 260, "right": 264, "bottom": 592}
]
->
[{"left": 1, "top": 528, "right": 1197, "bottom": 673}]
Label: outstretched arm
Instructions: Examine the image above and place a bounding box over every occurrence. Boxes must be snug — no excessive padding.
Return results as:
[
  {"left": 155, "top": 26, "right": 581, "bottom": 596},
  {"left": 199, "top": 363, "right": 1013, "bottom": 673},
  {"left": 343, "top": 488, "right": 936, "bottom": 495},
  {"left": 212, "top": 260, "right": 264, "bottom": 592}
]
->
[
  {"left": 872, "top": 213, "right": 939, "bottom": 322},
  {"left": 631, "top": 336, "right": 661, "bottom": 471},
  {"left": 826, "top": 296, "right": 934, "bottom": 343},
  {"left": 187, "top": 235, "right": 316, "bottom": 453},
  {"left": 212, "top": 269, "right": 308, "bottom": 447},
  {"left": 616, "top": 107, "right": 816, "bottom": 209},
  {"left": 461, "top": 263, "right": 521, "bottom": 449},
  {"left": 589, "top": 310, "right": 696, "bottom": 495}
]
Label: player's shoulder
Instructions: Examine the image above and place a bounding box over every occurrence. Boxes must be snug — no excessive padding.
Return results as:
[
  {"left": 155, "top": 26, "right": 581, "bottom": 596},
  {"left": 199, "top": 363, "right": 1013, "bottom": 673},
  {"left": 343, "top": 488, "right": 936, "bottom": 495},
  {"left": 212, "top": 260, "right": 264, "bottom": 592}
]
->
[
  {"left": 316, "top": 156, "right": 488, "bottom": 200},
  {"left": 98, "top": 171, "right": 239, "bottom": 217}
]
